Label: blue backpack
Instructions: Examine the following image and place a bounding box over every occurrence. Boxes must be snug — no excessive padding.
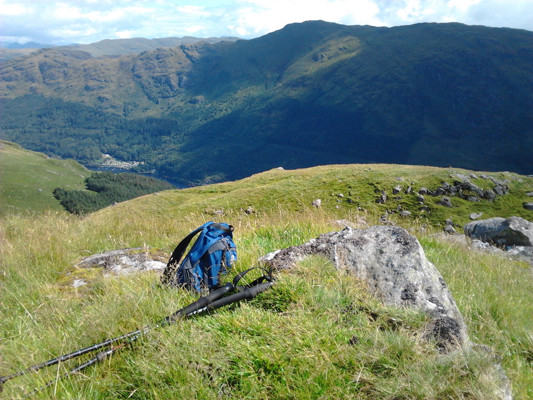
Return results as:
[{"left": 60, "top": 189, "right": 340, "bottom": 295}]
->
[{"left": 161, "top": 222, "right": 237, "bottom": 291}]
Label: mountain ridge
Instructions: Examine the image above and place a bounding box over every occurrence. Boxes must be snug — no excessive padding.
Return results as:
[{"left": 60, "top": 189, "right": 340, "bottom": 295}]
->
[
  {"left": 0, "top": 36, "right": 239, "bottom": 62},
  {"left": 1, "top": 21, "right": 532, "bottom": 185}
]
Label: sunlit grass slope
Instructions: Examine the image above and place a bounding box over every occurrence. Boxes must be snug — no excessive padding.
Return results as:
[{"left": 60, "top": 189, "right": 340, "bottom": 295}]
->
[
  {"left": 0, "top": 140, "right": 89, "bottom": 216},
  {"left": 1, "top": 164, "right": 532, "bottom": 399},
  {"left": 96, "top": 163, "right": 533, "bottom": 233}
]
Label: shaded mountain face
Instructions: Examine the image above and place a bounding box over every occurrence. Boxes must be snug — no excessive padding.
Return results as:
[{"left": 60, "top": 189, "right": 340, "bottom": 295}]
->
[{"left": 1, "top": 21, "right": 532, "bottom": 185}]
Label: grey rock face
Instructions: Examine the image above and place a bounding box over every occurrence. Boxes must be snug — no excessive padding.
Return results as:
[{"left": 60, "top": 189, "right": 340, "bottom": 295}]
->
[
  {"left": 260, "top": 225, "right": 514, "bottom": 398},
  {"left": 438, "top": 196, "right": 453, "bottom": 207},
  {"left": 464, "top": 217, "right": 533, "bottom": 247},
  {"left": 444, "top": 225, "right": 456, "bottom": 234},
  {"left": 261, "top": 225, "right": 468, "bottom": 351}
]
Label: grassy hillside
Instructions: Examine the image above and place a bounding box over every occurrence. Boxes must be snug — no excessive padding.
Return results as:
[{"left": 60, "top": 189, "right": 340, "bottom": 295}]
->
[
  {"left": 0, "top": 140, "right": 89, "bottom": 216},
  {"left": 1, "top": 164, "right": 532, "bottom": 399},
  {"left": 109, "top": 164, "right": 533, "bottom": 231}
]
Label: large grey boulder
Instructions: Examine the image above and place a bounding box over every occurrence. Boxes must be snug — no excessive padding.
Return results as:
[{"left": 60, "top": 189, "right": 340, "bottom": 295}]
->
[
  {"left": 261, "top": 225, "right": 513, "bottom": 398},
  {"left": 464, "top": 217, "right": 533, "bottom": 247},
  {"left": 261, "top": 225, "right": 468, "bottom": 351}
]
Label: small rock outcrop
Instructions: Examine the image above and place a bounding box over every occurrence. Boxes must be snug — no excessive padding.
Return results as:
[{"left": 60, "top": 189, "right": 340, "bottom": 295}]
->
[
  {"left": 470, "top": 212, "right": 483, "bottom": 220},
  {"left": 261, "top": 225, "right": 468, "bottom": 351},
  {"left": 75, "top": 247, "right": 167, "bottom": 275},
  {"left": 444, "top": 220, "right": 456, "bottom": 234},
  {"left": 245, "top": 206, "right": 255, "bottom": 214},
  {"left": 464, "top": 217, "right": 533, "bottom": 247},
  {"left": 375, "top": 190, "right": 387, "bottom": 204},
  {"left": 425, "top": 175, "right": 510, "bottom": 204},
  {"left": 438, "top": 196, "right": 453, "bottom": 207}
]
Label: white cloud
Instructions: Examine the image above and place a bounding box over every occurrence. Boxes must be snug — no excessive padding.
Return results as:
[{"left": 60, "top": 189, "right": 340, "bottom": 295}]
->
[
  {"left": 115, "top": 30, "right": 134, "bottom": 39},
  {"left": 51, "top": 27, "right": 97, "bottom": 39},
  {"left": 447, "top": 0, "right": 483, "bottom": 14},
  {"left": 177, "top": 5, "right": 210, "bottom": 16},
  {"left": 53, "top": 3, "right": 84, "bottom": 20},
  {"left": 85, "top": 6, "right": 154, "bottom": 23},
  {"left": 185, "top": 25, "right": 208, "bottom": 34},
  {"left": 229, "top": 0, "right": 384, "bottom": 36},
  {"left": 0, "top": 2, "right": 32, "bottom": 16}
]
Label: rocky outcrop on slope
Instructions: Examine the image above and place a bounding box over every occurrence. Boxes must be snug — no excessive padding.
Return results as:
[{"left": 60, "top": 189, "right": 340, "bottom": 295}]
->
[
  {"left": 464, "top": 217, "right": 533, "bottom": 247},
  {"left": 463, "top": 216, "right": 533, "bottom": 267}
]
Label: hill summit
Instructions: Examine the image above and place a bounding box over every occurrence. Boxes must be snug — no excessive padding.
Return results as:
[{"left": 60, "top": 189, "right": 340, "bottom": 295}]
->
[{"left": 1, "top": 21, "right": 532, "bottom": 185}]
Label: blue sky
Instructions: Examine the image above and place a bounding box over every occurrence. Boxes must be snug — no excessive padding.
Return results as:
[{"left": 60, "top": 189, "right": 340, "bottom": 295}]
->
[{"left": 1, "top": 0, "right": 532, "bottom": 45}]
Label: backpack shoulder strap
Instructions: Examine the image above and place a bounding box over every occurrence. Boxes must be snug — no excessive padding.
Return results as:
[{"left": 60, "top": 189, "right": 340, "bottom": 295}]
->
[{"left": 161, "top": 221, "right": 214, "bottom": 285}]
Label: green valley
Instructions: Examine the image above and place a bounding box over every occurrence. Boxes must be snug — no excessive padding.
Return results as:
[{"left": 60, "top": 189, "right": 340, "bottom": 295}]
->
[
  {"left": 0, "top": 140, "right": 174, "bottom": 216},
  {"left": 2, "top": 20, "right": 533, "bottom": 397}
]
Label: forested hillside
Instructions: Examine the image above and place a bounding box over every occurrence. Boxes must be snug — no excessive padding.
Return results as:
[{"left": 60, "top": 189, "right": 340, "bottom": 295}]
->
[{"left": 53, "top": 172, "right": 175, "bottom": 214}]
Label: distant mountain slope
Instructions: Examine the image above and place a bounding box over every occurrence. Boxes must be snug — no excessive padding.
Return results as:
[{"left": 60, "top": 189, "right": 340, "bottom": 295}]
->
[
  {"left": 0, "top": 42, "right": 53, "bottom": 62},
  {"left": 0, "top": 140, "right": 89, "bottom": 215},
  {"left": 0, "top": 48, "right": 39, "bottom": 62},
  {"left": 59, "top": 36, "right": 240, "bottom": 57},
  {"left": 1, "top": 21, "right": 532, "bottom": 185}
]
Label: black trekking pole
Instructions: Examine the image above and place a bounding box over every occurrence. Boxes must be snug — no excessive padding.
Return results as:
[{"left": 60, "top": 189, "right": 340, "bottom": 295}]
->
[
  {"left": 1, "top": 267, "right": 274, "bottom": 394},
  {"left": 24, "top": 279, "right": 276, "bottom": 397},
  {"left": 22, "top": 343, "right": 128, "bottom": 399},
  {"left": 0, "top": 282, "right": 235, "bottom": 392}
]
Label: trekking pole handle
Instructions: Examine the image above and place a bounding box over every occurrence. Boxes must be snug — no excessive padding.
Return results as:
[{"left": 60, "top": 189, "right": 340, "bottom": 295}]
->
[
  {"left": 163, "top": 282, "right": 235, "bottom": 323},
  {"left": 204, "top": 281, "right": 275, "bottom": 312},
  {"left": 246, "top": 280, "right": 275, "bottom": 297}
]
